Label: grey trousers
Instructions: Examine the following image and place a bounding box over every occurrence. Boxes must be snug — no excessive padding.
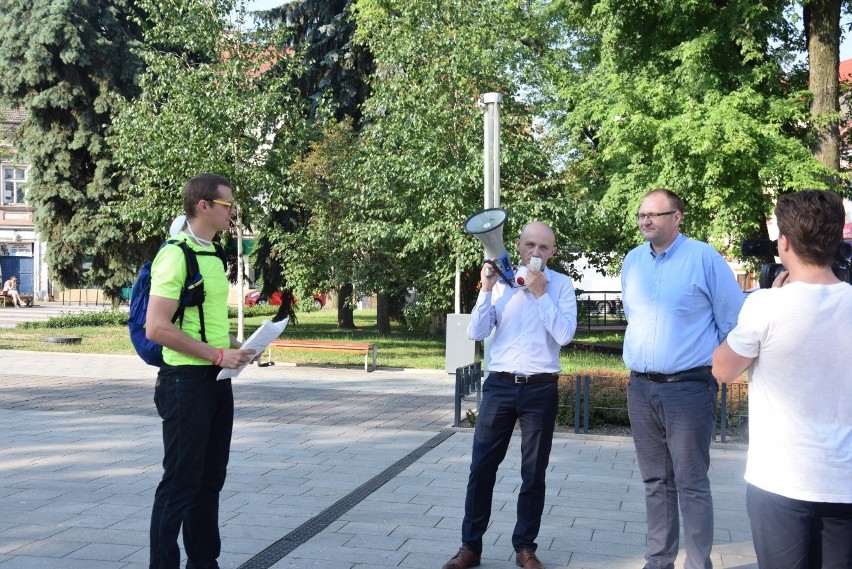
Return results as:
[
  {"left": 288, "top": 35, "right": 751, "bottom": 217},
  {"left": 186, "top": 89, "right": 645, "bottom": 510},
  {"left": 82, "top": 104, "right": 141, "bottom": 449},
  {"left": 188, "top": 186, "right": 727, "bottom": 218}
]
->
[{"left": 628, "top": 372, "right": 717, "bottom": 569}]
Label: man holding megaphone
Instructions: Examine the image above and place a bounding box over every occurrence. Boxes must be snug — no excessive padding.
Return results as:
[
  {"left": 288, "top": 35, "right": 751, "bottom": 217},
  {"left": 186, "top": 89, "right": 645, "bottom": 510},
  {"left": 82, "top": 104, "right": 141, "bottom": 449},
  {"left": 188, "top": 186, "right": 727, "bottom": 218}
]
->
[{"left": 442, "top": 221, "right": 578, "bottom": 569}]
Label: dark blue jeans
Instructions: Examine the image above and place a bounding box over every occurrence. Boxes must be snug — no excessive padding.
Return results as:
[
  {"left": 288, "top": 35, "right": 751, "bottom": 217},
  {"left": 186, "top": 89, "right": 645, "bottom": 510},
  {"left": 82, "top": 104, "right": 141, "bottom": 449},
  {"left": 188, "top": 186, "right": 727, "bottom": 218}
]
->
[
  {"left": 150, "top": 364, "right": 233, "bottom": 569},
  {"left": 628, "top": 372, "right": 717, "bottom": 569},
  {"left": 747, "top": 484, "right": 852, "bottom": 569},
  {"left": 461, "top": 375, "right": 559, "bottom": 555}
]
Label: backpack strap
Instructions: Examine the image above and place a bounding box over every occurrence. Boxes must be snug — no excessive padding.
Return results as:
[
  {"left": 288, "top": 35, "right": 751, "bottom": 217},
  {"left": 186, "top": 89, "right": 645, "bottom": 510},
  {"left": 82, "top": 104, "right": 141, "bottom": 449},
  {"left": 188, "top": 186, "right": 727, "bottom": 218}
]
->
[
  {"left": 168, "top": 239, "right": 223, "bottom": 345},
  {"left": 167, "top": 241, "right": 197, "bottom": 340},
  {"left": 189, "top": 243, "right": 225, "bottom": 344},
  {"left": 192, "top": 244, "right": 227, "bottom": 342},
  {"left": 194, "top": 242, "right": 226, "bottom": 267}
]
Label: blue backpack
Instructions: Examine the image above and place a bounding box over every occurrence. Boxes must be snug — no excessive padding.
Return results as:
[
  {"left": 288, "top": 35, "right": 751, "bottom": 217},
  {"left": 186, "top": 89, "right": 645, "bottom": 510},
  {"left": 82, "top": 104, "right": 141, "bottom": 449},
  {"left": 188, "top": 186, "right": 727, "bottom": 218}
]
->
[{"left": 128, "top": 239, "right": 226, "bottom": 366}]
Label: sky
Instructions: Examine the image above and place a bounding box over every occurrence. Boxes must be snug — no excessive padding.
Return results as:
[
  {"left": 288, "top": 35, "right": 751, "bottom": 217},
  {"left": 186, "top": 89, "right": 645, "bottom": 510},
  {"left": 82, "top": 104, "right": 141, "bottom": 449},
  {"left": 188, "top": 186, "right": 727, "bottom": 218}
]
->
[
  {"left": 244, "top": 0, "right": 289, "bottom": 12},
  {"left": 843, "top": 13, "right": 852, "bottom": 62},
  {"left": 229, "top": 0, "right": 290, "bottom": 28}
]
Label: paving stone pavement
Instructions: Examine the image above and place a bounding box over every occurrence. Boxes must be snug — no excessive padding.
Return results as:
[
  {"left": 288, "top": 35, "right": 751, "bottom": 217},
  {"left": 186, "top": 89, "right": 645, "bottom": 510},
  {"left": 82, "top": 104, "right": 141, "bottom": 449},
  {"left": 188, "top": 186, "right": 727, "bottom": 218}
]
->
[{"left": 0, "top": 351, "right": 757, "bottom": 569}]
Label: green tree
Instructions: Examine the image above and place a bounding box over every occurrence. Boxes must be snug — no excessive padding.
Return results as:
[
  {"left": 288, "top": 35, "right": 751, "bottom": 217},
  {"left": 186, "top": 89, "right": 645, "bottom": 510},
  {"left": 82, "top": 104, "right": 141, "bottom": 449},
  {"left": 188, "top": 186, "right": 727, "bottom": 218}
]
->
[
  {"left": 537, "top": 0, "right": 833, "bottom": 270},
  {"left": 349, "top": 0, "right": 573, "bottom": 329},
  {"left": 109, "top": 0, "right": 308, "bottom": 270},
  {"left": 0, "top": 0, "right": 144, "bottom": 296},
  {"left": 108, "top": 0, "right": 309, "bottom": 333},
  {"left": 286, "top": 119, "right": 362, "bottom": 320},
  {"left": 256, "top": 0, "right": 372, "bottom": 125},
  {"left": 254, "top": 0, "right": 375, "bottom": 330}
]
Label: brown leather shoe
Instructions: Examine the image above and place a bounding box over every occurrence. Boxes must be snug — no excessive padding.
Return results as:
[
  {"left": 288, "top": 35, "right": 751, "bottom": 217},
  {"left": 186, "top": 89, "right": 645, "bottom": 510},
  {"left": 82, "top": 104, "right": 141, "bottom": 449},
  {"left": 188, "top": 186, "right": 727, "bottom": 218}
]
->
[
  {"left": 442, "top": 546, "right": 481, "bottom": 569},
  {"left": 515, "top": 548, "right": 544, "bottom": 569}
]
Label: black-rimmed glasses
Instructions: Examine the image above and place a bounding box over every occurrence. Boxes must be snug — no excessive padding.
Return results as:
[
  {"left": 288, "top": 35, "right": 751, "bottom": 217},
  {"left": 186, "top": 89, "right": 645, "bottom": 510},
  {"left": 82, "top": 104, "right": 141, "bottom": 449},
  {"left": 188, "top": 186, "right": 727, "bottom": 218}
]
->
[{"left": 636, "top": 211, "right": 676, "bottom": 221}]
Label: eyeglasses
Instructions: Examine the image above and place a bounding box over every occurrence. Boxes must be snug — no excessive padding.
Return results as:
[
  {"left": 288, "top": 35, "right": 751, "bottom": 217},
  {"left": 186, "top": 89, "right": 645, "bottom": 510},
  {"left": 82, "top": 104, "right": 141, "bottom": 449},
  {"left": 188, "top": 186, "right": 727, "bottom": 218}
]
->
[
  {"left": 209, "top": 199, "right": 234, "bottom": 211},
  {"left": 636, "top": 211, "right": 676, "bottom": 221}
]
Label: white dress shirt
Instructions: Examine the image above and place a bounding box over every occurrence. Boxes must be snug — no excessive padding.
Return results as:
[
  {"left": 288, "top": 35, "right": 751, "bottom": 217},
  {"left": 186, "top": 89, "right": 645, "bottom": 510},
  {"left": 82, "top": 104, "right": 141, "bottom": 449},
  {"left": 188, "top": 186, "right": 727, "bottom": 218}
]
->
[{"left": 467, "top": 267, "right": 577, "bottom": 375}]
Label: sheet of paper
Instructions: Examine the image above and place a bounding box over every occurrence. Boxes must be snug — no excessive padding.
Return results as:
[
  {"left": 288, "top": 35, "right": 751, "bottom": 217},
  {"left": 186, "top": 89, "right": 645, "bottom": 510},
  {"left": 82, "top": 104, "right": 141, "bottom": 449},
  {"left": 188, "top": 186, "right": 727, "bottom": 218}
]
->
[{"left": 216, "top": 318, "right": 289, "bottom": 380}]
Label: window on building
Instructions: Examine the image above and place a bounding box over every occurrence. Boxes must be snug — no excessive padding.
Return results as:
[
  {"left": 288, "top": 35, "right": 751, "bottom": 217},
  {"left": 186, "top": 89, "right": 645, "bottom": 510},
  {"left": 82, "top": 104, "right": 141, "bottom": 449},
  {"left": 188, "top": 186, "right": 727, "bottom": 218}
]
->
[{"left": 2, "top": 165, "right": 27, "bottom": 204}]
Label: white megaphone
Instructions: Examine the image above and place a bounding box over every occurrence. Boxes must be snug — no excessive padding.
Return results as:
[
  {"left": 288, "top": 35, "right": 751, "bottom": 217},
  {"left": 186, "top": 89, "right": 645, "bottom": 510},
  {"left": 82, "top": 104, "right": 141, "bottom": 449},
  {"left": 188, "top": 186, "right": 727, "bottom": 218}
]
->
[{"left": 463, "top": 207, "right": 515, "bottom": 285}]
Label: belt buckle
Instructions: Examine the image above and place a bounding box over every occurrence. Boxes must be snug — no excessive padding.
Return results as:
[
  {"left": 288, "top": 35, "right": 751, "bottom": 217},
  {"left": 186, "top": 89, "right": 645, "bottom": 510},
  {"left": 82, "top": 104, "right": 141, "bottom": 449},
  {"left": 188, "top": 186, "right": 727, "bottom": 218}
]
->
[{"left": 514, "top": 374, "right": 531, "bottom": 384}]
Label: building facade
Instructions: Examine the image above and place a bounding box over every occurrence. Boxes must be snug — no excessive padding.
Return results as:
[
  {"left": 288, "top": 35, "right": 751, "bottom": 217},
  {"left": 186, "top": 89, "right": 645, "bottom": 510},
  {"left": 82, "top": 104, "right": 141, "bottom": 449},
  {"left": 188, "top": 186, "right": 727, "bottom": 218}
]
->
[{"left": 1, "top": 108, "right": 48, "bottom": 297}]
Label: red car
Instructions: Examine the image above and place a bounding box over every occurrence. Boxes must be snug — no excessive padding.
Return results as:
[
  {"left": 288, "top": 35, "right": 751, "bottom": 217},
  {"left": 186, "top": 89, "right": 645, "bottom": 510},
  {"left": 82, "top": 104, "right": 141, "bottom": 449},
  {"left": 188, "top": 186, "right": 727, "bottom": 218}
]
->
[{"left": 244, "top": 290, "right": 326, "bottom": 309}]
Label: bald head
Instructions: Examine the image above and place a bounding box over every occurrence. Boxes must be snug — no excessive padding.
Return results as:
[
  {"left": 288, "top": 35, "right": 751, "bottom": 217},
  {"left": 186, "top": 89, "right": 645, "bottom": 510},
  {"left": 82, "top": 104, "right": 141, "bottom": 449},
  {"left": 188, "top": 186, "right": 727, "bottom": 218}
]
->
[{"left": 515, "top": 221, "right": 557, "bottom": 268}]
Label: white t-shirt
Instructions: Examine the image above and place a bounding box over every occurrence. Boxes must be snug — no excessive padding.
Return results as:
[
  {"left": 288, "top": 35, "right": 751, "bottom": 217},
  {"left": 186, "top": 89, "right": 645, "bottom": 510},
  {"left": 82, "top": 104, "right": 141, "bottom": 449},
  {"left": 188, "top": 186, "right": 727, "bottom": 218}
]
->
[{"left": 726, "top": 281, "right": 852, "bottom": 503}]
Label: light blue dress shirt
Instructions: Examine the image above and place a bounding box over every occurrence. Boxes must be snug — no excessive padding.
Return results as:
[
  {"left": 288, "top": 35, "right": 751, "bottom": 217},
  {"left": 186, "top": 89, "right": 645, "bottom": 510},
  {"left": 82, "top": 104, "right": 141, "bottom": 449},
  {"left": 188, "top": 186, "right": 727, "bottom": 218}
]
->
[
  {"left": 467, "top": 268, "right": 577, "bottom": 375},
  {"left": 621, "top": 233, "right": 744, "bottom": 374}
]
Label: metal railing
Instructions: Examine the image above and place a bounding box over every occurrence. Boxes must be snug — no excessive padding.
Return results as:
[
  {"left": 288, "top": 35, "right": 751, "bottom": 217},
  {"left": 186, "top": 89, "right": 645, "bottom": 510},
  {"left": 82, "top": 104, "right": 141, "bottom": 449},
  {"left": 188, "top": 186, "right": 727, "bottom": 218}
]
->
[
  {"left": 453, "top": 362, "right": 483, "bottom": 427},
  {"left": 717, "top": 382, "right": 749, "bottom": 443},
  {"left": 562, "top": 375, "right": 748, "bottom": 443},
  {"left": 575, "top": 290, "right": 627, "bottom": 329},
  {"left": 455, "top": 366, "right": 749, "bottom": 443}
]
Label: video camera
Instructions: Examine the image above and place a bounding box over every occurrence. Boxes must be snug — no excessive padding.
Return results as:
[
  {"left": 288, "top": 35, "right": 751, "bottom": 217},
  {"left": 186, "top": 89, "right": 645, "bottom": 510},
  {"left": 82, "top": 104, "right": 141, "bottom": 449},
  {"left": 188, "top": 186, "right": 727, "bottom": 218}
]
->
[{"left": 741, "top": 239, "right": 852, "bottom": 288}]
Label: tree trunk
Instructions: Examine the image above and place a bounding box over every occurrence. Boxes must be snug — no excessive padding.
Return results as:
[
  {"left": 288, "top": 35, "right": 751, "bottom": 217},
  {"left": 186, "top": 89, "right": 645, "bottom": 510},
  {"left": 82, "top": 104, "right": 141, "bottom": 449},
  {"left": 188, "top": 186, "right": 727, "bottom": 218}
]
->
[
  {"left": 337, "top": 283, "right": 355, "bottom": 329},
  {"left": 429, "top": 312, "right": 446, "bottom": 335},
  {"left": 805, "top": 0, "right": 841, "bottom": 174},
  {"left": 376, "top": 291, "right": 390, "bottom": 336},
  {"left": 272, "top": 290, "right": 295, "bottom": 323}
]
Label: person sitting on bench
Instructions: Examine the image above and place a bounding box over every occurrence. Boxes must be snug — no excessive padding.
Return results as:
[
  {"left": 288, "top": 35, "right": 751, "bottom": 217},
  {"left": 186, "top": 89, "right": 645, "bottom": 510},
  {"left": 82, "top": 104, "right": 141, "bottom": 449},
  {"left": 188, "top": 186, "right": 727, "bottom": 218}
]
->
[{"left": 3, "top": 276, "right": 23, "bottom": 307}]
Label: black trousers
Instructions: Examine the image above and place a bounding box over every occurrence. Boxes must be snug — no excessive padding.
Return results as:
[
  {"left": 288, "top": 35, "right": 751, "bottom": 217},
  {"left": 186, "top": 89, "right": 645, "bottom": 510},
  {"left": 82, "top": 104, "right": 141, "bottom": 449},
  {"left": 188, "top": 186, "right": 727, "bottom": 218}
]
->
[
  {"left": 150, "top": 364, "right": 233, "bottom": 569},
  {"left": 747, "top": 483, "right": 852, "bottom": 569},
  {"left": 461, "top": 375, "right": 559, "bottom": 555}
]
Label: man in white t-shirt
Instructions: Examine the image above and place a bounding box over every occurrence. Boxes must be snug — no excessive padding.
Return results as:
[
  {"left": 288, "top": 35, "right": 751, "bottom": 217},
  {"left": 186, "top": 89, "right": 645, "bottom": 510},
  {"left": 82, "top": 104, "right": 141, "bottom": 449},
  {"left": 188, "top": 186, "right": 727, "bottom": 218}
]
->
[{"left": 712, "top": 189, "right": 852, "bottom": 569}]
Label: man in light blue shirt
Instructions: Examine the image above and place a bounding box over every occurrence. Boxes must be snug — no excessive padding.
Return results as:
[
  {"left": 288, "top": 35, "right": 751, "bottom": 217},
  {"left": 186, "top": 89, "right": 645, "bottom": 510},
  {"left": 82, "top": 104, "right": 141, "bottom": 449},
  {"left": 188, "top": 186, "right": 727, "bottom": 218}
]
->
[{"left": 621, "top": 189, "right": 743, "bottom": 569}]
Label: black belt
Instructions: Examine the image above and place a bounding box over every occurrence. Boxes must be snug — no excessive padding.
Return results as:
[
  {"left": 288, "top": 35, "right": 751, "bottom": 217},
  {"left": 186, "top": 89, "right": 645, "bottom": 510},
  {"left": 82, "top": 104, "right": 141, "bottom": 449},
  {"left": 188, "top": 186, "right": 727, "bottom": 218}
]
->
[
  {"left": 492, "top": 371, "right": 558, "bottom": 384},
  {"left": 635, "top": 366, "right": 713, "bottom": 383}
]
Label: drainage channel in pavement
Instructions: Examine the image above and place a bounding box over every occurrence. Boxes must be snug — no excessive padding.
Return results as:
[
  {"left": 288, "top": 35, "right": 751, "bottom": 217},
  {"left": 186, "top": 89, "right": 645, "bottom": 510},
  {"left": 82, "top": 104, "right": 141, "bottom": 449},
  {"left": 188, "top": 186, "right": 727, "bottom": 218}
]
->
[{"left": 237, "top": 430, "right": 454, "bottom": 569}]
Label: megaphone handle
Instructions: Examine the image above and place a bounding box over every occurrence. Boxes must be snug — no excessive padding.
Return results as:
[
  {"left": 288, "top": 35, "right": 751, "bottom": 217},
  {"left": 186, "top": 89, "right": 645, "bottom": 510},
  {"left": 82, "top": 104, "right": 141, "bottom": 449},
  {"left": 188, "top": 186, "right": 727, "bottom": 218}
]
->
[
  {"left": 484, "top": 259, "right": 516, "bottom": 287},
  {"left": 483, "top": 259, "right": 497, "bottom": 277}
]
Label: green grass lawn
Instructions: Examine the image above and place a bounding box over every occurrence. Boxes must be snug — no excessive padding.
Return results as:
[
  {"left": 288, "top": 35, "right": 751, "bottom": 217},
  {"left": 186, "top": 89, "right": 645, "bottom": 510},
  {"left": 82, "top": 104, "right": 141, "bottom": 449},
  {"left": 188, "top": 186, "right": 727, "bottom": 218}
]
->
[{"left": 0, "top": 307, "right": 628, "bottom": 372}]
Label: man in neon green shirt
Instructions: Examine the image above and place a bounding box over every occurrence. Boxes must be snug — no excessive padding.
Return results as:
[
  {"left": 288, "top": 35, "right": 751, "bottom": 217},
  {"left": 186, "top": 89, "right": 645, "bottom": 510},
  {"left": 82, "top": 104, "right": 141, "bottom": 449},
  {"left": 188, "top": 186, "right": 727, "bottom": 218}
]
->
[{"left": 146, "top": 173, "right": 256, "bottom": 569}]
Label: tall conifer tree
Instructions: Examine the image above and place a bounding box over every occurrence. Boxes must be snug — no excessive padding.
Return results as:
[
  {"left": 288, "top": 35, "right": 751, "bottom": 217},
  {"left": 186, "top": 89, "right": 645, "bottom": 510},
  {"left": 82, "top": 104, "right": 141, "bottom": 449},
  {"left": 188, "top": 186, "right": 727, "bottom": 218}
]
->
[
  {"left": 0, "top": 0, "right": 144, "bottom": 295},
  {"left": 255, "top": 0, "right": 375, "bottom": 329}
]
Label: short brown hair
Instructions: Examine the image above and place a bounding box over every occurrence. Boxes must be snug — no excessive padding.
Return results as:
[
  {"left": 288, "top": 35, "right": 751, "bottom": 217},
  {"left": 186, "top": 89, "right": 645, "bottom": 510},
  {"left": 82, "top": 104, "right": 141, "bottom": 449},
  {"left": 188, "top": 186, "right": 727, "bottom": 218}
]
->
[
  {"left": 775, "top": 190, "right": 844, "bottom": 266},
  {"left": 646, "top": 188, "right": 685, "bottom": 213},
  {"left": 184, "top": 173, "right": 231, "bottom": 218}
]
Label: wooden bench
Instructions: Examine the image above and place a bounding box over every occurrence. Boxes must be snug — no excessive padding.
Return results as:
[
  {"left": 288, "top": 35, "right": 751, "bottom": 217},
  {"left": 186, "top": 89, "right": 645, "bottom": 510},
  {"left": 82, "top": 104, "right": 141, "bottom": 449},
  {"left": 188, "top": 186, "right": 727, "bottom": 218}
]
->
[
  {"left": 265, "top": 339, "right": 377, "bottom": 372},
  {"left": 0, "top": 292, "right": 32, "bottom": 307}
]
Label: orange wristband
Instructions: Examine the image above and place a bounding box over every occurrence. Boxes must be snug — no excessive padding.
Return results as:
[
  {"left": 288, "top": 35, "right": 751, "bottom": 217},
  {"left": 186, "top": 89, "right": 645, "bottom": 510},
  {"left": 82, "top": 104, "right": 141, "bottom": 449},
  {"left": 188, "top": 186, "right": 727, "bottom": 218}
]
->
[{"left": 213, "top": 349, "right": 224, "bottom": 366}]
